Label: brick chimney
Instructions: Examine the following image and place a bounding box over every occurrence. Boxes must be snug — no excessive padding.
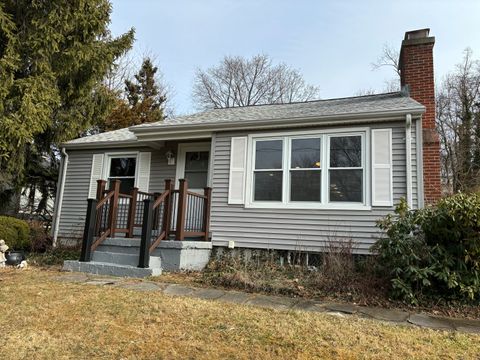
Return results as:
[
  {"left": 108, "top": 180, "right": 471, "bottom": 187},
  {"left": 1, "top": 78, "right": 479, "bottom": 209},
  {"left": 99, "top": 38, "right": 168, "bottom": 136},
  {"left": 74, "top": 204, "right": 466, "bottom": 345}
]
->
[{"left": 399, "top": 28, "right": 441, "bottom": 204}]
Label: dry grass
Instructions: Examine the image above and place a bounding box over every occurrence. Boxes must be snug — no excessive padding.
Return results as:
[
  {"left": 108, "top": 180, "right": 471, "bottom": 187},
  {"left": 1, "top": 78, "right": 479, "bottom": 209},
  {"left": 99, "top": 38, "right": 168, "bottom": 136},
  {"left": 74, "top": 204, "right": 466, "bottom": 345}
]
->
[{"left": 0, "top": 268, "right": 479, "bottom": 359}]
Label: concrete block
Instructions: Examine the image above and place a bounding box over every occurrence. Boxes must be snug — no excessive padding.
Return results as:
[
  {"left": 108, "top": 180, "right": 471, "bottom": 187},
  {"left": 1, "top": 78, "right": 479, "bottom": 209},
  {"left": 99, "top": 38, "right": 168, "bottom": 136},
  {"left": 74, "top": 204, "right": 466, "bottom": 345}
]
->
[{"left": 63, "top": 260, "right": 161, "bottom": 278}]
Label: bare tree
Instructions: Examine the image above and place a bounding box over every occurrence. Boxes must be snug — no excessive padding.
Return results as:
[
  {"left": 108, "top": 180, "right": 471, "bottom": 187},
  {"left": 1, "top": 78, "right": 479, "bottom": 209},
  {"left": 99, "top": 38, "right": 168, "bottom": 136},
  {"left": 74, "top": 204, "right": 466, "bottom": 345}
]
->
[
  {"left": 436, "top": 48, "right": 480, "bottom": 192},
  {"left": 192, "top": 54, "right": 320, "bottom": 110},
  {"left": 371, "top": 44, "right": 401, "bottom": 78},
  {"left": 359, "top": 44, "right": 401, "bottom": 95}
]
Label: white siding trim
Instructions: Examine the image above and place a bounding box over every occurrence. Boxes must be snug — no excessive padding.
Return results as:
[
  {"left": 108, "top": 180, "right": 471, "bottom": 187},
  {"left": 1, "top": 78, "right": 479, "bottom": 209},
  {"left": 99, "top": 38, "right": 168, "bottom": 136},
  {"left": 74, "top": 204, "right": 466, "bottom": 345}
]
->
[
  {"left": 371, "top": 129, "right": 393, "bottom": 206},
  {"left": 228, "top": 136, "right": 248, "bottom": 204},
  {"left": 415, "top": 118, "right": 424, "bottom": 208},
  {"left": 88, "top": 154, "right": 104, "bottom": 198},
  {"left": 405, "top": 114, "right": 413, "bottom": 207}
]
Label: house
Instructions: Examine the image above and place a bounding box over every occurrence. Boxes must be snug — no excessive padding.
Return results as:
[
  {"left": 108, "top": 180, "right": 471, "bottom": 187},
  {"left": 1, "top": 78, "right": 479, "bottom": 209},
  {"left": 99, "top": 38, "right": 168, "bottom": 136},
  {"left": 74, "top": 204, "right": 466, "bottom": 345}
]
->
[{"left": 56, "top": 29, "right": 441, "bottom": 277}]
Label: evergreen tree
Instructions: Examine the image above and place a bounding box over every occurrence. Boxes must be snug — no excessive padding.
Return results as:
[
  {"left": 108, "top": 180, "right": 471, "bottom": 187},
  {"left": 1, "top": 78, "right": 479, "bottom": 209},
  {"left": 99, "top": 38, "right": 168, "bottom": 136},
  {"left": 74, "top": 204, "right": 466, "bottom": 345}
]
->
[
  {"left": 0, "top": 1, "right": 134, "bottom": 212},
  {"left": 103, "top": 58, "right": 166, "bottom": 131}
]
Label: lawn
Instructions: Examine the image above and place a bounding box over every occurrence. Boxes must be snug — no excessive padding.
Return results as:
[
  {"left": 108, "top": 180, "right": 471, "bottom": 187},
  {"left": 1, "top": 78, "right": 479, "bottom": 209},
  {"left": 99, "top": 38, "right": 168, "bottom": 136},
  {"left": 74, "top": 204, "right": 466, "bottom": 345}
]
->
[{"left": 1, "top": 268, "right": 479, "bottom": 359}]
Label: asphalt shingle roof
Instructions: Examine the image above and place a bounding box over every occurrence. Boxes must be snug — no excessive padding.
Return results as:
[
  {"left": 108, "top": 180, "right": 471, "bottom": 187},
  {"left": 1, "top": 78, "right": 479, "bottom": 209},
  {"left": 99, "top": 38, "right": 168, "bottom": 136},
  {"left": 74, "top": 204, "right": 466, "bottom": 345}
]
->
[
  {"left": 66, "top": 92, "right": 423, "bottom": 145},
  {"left": 66, "top": 128, "right": 137, "bottom": 144}
]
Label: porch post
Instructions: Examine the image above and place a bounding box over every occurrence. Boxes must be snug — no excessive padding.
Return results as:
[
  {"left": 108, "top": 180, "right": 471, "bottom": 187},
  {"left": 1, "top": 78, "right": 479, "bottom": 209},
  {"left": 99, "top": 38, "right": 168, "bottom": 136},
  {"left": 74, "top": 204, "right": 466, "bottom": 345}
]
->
[
  {"left": 175, "top": 179, "right": 188, "bottom": 240},
  {"left": 108, "top": 180, "right": 121, "bottom": 238},
  {"left": 80, "top": 198, "right": 97, "bottom": 262},
  {"left": 95, "top": 180, "right": 106, "bottom": 236},
  {"left": 163, "top": 179, "right": 173, "bottom": 238},
  {"left": 203, "top": 187, "right": 212, "bottom": 241},
  {"left": 152, "top": 192, "right": 161, "bottom": 230},
  {"left": 139, "top": 198, "right": 153, "bottom": 268},
  {"left": 126, "top": 187, "right": 138, "bottom": 238},
  {"left": 96, "top": 179, "right": 107, "bottom": 200}
]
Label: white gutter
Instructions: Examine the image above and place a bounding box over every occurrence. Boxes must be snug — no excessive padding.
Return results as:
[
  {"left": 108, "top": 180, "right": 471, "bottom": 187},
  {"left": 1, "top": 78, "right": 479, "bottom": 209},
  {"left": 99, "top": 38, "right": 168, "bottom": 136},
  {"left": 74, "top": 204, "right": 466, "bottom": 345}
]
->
[
  {"left": 406, "top": 114, "right": 413, "bottom": 207},
  {"left": 416, "top": 117, "right": 424, "bottom": 208},
  {"left": 52, "top": 147, "right": 68, "bottom": 247}
]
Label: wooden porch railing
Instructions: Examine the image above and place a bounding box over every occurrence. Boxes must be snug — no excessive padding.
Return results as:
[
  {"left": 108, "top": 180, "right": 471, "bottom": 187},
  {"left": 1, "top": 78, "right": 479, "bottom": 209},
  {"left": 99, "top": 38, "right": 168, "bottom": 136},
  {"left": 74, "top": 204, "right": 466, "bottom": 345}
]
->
[
  {"left": 138, "top": 179, "right": 212, "bottom": 268},
  {"left": 80, "top": 178, "right": 212, "bottom": 266}
]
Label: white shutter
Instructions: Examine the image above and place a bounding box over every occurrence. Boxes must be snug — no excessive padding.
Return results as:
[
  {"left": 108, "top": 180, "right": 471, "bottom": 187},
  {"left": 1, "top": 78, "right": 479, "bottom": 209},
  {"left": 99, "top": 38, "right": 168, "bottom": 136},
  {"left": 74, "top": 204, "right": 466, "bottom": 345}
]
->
[
  {"left": 228, "top": 137, "right": 247, "bottom": 204},
  {"left": 372, "top": 129, "right": 393, "bottom": 206},
  {"left": 88, "top": 154, "right": 104, "bottom": 199},
  {"left": 136, "top": 152, "right": 151, "bottom": 192}
]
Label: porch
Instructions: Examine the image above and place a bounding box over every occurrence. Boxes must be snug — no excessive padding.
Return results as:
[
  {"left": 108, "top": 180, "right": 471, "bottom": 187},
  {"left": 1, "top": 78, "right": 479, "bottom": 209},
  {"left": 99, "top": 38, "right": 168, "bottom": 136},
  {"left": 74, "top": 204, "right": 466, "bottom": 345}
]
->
[{"left": 64, "top": 178, "right": 212, "bottom": 277}]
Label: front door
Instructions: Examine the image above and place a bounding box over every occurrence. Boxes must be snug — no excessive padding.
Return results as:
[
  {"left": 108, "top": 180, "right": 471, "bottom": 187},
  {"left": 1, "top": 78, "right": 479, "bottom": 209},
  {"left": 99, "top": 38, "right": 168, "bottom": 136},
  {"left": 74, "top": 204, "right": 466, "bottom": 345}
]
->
[{"left": 176, "top": 143, "right": 211, "bottom": 193}]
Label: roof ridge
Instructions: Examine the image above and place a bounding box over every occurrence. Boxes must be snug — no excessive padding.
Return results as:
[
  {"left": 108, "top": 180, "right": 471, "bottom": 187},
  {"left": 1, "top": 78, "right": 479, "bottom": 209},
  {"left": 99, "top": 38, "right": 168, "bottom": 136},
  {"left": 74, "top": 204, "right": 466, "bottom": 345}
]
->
[
  {"left": 148, "top": 91, "right": 404, "bottom": 127},
  {"left": 207, "top": 91, "right": 403, "bottom": 110}
]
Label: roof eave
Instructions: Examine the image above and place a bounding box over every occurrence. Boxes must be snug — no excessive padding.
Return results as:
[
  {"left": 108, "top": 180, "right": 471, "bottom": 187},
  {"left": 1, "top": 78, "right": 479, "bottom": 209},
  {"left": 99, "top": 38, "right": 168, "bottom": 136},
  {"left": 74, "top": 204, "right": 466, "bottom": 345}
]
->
[
  {"left": 131, "top": 107, "right": 425, "bottom": 137},
  {"left": 61, "top": 139, "right": 141, "bottom": 150},
  {"left": 62, "top": 106, "right": 425, "bottom": 149}
]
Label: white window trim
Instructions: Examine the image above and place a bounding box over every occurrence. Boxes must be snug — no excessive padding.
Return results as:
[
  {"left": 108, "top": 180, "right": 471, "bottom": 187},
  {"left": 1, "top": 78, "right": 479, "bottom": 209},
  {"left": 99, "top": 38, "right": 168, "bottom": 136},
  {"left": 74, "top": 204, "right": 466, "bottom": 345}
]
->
[
  {"left": 102, "top": 151, "right": 140, "bottom": 190},
  {"left": 175, "top": 142, "right": 212, "bottom": 190},
  {"left": 245, "top": 127, "right": 371, "bottom": 210}
]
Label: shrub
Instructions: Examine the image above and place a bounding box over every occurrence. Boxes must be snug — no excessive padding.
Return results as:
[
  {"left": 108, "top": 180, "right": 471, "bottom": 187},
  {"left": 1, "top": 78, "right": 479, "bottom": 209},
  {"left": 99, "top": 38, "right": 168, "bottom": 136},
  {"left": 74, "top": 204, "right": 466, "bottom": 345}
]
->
[
  {"left": 28, "top": 247, "right": 81, "bottom": 267},
  {"left": 28, "top": 220, "right": 53, "bottom": 252},
  {"left": 0, "top": 216, "right": 30, "bottom": 250},
  {"left": 374, "top": 193, "right": 480, "bottom": 304}
]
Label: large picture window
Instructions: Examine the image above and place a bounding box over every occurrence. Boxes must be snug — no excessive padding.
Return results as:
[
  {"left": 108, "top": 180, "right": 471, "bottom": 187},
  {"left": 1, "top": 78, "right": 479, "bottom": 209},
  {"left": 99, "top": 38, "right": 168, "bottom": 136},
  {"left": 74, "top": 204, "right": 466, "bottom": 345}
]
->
[{"left": 248, "top": 130, "right": 367, "bottom": 208}]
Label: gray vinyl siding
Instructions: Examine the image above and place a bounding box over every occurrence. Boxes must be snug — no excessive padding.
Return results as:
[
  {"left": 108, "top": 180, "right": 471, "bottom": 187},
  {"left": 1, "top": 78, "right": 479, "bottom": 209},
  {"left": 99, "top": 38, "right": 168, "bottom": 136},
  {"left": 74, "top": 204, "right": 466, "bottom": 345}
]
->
[
  {"left": 56, "top": 143, "right": 179, "bottom": 243},
  {"left": 210, "top": 121, "right": 419, "bottom": 254},
  {"left": 149, "top": 142, "right": 178, "bottom": 192}
]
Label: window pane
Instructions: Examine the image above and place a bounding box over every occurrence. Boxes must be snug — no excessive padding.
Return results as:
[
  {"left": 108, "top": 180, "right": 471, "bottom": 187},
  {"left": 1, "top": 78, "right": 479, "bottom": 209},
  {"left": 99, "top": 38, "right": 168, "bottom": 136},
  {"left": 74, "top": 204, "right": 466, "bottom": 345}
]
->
[
  {"left": 329, "top": 136, "right": 362, "bottom": 168},
  {"left": 255, "top": 140, "right": 283, "bottom": 169},
  {"left": 254, "top": 171, "right": 282, "bottom": 201},
  {"left": 329, "top": 169, "right": 363, "bottom": 202},
  {"left": 110, "top": 158, "right": 136, "bottom": 177},
  {"left": 185, "top": 171, "right": 208, "bottom": 189},
  {"left": 290, "top": 170, "right": 321, "bottom": 201},
  {"left": 185, "top": 151, "right": 209, "bottom": 171},
  {"left": 291, "top": 138, "right": 321, "bottom": 169},
  {"left": 108, "top": 178, "right": 135, "bottom": 194}
]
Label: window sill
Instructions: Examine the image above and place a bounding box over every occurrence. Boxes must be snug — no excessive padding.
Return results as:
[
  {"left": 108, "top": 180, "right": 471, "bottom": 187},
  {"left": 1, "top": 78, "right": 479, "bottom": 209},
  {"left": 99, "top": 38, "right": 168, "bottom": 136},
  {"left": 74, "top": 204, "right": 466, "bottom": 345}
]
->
[{"left": 244, "top": 202, "right": 372, "bottom": 211}]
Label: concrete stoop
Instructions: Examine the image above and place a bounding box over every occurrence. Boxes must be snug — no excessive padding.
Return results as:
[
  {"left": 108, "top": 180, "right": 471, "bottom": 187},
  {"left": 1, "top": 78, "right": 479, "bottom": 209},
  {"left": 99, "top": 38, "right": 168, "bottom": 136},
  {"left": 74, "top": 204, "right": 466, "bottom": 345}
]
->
[{"left": 63, "top": 237, "right": 212, "bottom": 278}]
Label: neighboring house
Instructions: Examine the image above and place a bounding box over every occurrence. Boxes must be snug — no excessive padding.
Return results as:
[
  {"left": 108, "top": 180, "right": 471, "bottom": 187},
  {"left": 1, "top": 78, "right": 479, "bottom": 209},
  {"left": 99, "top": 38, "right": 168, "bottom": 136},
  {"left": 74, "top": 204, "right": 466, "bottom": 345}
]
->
[{"left": 54, "top": 29, "right": 441, "bottom": 275}]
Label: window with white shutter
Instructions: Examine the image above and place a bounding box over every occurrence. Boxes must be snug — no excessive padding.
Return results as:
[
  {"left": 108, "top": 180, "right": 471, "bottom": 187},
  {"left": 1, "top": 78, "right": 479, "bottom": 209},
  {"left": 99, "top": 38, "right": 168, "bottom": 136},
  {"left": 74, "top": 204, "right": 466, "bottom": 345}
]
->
[
  {"left": 372, "top": 129, "right": 393, "bottom": 206},
  {"left": 88, "top": 154, "right": 104, "bottom": 198},
  {"left": 136, "top": 152, "right": 151, "bottom": 192},
  {"left": 228, "top": 137, "right": 247, "bottom": 204}
]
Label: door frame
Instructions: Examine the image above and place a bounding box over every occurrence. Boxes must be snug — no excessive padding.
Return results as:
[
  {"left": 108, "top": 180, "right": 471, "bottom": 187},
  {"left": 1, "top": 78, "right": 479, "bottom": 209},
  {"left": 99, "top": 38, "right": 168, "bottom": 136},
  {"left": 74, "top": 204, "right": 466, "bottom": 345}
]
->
[{"left": 175, "top": 142, "right": 212, "bottom": 191}]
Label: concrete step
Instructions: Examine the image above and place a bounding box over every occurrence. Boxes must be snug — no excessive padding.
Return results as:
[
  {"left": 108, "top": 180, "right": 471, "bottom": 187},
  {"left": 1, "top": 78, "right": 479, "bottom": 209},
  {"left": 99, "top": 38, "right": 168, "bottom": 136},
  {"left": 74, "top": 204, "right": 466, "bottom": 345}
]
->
[
  {"left": 96, "top": 238, "right": 141, "bottom": 254},
  {"left": 63, "top": 260, "right": 162, "bottom": 278},
  {"left": 92, "top": 251, "right": 161, "bottom": 268}
]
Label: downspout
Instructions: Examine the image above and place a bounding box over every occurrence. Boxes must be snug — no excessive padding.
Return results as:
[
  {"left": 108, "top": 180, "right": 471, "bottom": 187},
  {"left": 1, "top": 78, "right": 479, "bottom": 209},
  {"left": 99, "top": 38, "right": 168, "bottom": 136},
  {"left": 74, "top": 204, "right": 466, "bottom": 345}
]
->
[
  {"left": 405, "top": 114, "right": 413, "bottom": 207},
  {"left": 416, "top": 117, "right": 424, "bottom": 208},
  {"left": 52, "top": 147, "right": 68, "bottom": 247}
]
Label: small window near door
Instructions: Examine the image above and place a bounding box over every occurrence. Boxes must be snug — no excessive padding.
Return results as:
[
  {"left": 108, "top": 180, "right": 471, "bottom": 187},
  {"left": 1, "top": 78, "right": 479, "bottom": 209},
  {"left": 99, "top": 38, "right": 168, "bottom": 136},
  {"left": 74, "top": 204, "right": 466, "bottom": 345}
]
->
[
  {"left": 108, "top": 157, "right": 136, "bottom": 194},
  {"left": 184, "top": 151, "right": 209, "bottom": 188}
]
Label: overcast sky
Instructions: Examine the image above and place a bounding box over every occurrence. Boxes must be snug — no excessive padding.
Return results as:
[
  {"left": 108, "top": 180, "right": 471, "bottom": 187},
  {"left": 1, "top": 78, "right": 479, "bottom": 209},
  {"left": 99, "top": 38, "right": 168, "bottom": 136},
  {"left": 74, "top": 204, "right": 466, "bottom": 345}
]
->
[{"left": 109, "top": 0, "right": 480, "bottom": 115}]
